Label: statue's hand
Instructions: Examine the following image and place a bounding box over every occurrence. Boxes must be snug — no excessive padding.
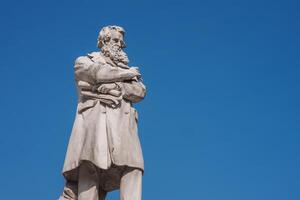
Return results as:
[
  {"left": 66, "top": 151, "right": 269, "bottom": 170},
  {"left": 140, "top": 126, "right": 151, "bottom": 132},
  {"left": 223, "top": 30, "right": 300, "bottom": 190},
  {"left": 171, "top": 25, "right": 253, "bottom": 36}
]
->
[
  {"left": 97, "top": 83, "right": 122, "bottom": 97},
  {"left": 129, "top": 67, "right": 141, "bottom": 78}
]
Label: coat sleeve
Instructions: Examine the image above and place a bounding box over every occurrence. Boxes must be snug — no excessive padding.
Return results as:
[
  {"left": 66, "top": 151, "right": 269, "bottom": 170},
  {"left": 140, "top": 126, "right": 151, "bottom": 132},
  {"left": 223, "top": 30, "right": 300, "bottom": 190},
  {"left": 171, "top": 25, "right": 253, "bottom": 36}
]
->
[
  {"left": 121, "top": 80, "right": 146, "bottom": 103},
  {"left": 74, "top": 56, "right": 139, "bottom": 84}
]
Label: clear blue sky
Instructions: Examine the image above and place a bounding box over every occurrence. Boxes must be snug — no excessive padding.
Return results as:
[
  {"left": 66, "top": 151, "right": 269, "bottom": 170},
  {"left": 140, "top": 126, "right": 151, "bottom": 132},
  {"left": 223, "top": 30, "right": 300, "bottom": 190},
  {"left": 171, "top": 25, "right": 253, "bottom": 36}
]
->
[{"left": 0, "top": 0, "right": 299, "bottom": 199}]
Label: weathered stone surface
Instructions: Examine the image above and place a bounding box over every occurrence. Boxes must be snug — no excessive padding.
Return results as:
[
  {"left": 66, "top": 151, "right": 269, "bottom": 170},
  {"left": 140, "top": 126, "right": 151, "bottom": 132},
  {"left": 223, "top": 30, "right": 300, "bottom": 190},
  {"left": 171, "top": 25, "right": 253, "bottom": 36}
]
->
[{"left": 60, "top": 25, "right": 146, "bottom": 200}]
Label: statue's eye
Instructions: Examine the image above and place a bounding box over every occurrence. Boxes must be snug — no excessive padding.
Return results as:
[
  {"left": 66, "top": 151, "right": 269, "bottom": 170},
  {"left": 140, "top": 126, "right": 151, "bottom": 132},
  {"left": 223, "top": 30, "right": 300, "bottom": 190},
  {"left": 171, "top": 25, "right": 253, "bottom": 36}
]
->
[{"left": 113, "top": 38, "right": 119, "bottom": 43}]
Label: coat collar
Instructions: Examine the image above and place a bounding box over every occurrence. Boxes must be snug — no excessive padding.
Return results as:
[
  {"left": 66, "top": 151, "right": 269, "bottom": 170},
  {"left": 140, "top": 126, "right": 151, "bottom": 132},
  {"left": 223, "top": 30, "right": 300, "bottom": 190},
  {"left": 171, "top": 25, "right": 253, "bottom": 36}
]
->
[
  {"left": 87, "top": 52, "right": 107, "bottom": 64},
  {"left": 87, "top": 51, "right": 119, "bottom": 67}
]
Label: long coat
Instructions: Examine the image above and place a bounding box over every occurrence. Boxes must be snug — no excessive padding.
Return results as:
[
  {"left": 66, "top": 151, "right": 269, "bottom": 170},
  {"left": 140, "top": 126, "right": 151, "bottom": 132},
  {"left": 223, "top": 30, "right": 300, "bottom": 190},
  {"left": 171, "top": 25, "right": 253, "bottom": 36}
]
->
[{"left": 62, "top": 52, "right": 146, "bottom": 182}]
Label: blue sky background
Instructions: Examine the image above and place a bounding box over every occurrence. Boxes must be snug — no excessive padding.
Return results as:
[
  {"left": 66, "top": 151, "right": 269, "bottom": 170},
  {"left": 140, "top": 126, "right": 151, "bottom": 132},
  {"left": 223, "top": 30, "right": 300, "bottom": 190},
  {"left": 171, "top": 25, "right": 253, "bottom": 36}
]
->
[{"left": 0, "top": 0, "right": 299, "bottom": 199}]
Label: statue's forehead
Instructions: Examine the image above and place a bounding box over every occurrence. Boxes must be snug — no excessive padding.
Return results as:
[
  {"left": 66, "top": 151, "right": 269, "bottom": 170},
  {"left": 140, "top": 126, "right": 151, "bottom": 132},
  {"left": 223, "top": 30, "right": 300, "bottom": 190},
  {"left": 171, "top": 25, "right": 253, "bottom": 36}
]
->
[{"left": 110, "top": 30, "right": 124, "bottom": 39}]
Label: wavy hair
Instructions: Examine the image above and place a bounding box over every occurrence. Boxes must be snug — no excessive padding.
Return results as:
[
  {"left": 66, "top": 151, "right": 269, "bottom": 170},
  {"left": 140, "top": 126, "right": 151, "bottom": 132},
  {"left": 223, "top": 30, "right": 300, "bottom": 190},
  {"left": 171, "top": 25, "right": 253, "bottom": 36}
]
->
[{"left": 97, "top": 25, "right": 126, "bottom": 49}]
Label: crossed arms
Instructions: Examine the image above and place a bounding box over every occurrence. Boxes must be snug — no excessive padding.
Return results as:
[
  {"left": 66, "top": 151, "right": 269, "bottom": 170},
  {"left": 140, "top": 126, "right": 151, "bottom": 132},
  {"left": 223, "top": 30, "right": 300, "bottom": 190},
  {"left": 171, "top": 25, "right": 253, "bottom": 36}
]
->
[{"left": 74, "top": 56, "right": 146, "bottom": 104}]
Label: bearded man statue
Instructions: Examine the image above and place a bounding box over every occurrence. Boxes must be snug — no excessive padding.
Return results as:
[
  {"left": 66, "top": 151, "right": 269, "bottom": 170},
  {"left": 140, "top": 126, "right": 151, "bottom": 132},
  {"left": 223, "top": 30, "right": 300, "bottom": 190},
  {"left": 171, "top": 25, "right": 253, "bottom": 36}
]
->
[{"left": 59, "top": 25, "right": 146, "bottom": 200}]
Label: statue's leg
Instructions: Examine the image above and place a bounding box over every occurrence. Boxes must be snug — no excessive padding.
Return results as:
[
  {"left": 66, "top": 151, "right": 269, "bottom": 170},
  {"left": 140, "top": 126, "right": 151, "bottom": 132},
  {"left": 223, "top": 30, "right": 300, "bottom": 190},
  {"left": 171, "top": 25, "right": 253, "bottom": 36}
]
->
[
  {"left": 120, "top": 169, "right": 142, "bottom": 200},
  {"left": 59, "top": 181, "right": 78, "bottom": 200},
  {"left": 78, "top": 162, "right": 100, "bottom": 200},
  {"left": 99, "top": 189, "right": 107, "bottom": 200}
]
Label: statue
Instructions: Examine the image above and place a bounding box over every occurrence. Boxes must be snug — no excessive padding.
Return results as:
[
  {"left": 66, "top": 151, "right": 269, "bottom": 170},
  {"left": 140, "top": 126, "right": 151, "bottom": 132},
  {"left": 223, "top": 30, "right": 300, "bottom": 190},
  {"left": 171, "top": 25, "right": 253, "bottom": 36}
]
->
[{"left": 59, "top": 25, "right": 146, "bottom": 200}]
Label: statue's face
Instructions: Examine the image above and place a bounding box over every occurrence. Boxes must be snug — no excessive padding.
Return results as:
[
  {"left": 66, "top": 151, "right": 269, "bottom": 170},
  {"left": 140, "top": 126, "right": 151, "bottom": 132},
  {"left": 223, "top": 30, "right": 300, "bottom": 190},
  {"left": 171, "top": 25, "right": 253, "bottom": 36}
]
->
[
  {"left": 101, "top": 29, "right": 129, "bottom": 65},
  {"left": 108, "top": 30, "right": 124, "bottom": 50}
]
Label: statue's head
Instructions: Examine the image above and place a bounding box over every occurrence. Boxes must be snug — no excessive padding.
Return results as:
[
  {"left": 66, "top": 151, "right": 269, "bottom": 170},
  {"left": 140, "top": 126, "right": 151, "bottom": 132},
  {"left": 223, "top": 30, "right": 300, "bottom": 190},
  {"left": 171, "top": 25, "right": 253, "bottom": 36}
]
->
[
  {"left": 97, "top": 25, "right": 125, "bottom": 49},
  {"left": 97, "top": 25, "right": 129, "bottom": 65}
]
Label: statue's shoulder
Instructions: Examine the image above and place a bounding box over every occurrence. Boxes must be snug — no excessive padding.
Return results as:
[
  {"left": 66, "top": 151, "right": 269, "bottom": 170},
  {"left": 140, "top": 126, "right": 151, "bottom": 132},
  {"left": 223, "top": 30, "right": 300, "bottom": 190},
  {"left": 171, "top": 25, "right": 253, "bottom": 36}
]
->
[
  {"left": 74, "top": 52, "right": 106, "bottom": 67},
  {"left": 86, "top": 51, "right": 99, "bottom": 58},
  {"left": 75, "top": 54, "right": 91, "bottom": 65},
  {"left": 87, "top": 51, "right": 106, "bottom": 63}
]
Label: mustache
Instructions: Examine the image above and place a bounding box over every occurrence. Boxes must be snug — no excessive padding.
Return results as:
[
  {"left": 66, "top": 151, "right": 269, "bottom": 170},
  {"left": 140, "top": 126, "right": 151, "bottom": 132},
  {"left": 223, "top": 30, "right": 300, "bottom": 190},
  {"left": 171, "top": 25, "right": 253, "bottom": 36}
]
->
[{"left": 101, "top": 45, "right": 129, "bottom": 65}]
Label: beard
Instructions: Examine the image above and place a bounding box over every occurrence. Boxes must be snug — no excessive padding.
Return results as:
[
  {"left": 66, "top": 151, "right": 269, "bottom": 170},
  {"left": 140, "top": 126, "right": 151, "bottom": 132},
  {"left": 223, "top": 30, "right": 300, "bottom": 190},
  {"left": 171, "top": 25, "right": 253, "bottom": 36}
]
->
[{"left": 101, "top": 44, "right": 129, "bottom": 65}]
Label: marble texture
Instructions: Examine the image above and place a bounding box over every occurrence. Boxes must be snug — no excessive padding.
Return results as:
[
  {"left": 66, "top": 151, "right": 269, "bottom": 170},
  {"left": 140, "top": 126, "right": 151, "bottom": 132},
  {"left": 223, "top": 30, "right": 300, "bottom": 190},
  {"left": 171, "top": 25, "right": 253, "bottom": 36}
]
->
[{"left": 60, "top": 25, "right": 146, "bottom": 200}]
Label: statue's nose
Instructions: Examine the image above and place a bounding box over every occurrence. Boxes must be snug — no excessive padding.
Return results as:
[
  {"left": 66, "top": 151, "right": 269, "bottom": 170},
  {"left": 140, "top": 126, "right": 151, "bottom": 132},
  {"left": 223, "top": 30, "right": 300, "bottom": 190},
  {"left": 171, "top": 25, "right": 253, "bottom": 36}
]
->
[{"left": 117, "top": 41, "right": 122, "bottom": 47}]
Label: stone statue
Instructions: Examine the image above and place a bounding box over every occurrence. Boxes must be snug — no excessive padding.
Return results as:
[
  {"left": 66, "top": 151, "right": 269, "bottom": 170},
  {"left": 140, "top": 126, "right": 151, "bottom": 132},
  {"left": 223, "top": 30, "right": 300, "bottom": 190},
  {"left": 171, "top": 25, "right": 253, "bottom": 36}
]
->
[{"left": 59, "top": 25, "right": 146, "bottom": 200}]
